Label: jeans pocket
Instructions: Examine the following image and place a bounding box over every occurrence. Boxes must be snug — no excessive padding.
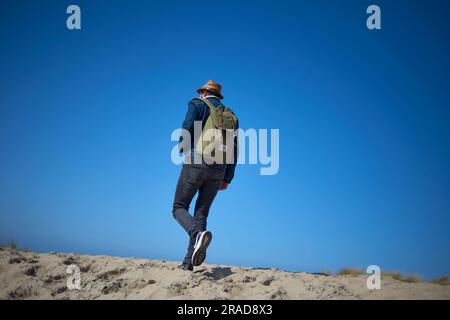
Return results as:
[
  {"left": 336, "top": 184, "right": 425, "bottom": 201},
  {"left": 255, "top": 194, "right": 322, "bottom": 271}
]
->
[
  {"left": 183, "top": 164, "right": 204, "bottom": 185},
  {"left": 212, "top": 165, "right": 227, "bottom": 180}
]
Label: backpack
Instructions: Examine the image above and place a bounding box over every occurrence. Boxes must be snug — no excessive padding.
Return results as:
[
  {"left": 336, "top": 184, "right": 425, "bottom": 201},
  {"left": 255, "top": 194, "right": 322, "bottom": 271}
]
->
[{"left": 195, "top": 96, "right": 237, "bottom": 164}]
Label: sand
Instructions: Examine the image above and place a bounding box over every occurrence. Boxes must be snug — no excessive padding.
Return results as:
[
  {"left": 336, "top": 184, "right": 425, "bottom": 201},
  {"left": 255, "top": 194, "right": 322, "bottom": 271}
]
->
[{"left": 0, "top": 247, "right": 449, "bottom": 300}]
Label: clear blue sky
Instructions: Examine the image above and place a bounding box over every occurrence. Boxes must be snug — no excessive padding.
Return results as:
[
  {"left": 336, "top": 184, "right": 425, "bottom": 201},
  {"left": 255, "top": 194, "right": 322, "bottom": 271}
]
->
[{"left": 1, "top": 0, "right": 449, "bottom": 279}]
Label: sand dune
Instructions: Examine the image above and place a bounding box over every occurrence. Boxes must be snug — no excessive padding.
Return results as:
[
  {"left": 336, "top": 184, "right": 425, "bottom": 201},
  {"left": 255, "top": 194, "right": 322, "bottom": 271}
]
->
[{"left": 0, "top": 247, "right": 448, "bottom": 300}]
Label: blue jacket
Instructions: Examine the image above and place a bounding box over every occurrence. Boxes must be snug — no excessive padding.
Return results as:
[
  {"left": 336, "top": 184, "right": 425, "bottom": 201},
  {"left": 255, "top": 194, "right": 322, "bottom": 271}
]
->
[{"left": 179, "top": 96, "right": 238, "bottom": 184}]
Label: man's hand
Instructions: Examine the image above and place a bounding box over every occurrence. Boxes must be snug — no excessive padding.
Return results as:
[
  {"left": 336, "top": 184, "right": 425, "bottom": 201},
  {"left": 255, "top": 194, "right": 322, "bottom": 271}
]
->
[{"left": 218, "top": 182, "right": 228, "bottom": 191}]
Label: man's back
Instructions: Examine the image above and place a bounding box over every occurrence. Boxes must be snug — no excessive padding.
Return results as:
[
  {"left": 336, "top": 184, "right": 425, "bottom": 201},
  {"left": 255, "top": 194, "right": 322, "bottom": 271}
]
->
[{"left": 180, "top": 96, "right": 238, "bottom": 184}]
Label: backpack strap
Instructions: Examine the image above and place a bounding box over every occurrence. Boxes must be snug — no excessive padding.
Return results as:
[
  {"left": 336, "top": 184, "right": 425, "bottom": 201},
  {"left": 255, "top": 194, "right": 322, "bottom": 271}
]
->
[
  {"left": 197, "top": 96, "right": 218, "bottom": 110},
  {"left": 197, "top": 96, "right": 223, "bottom": 129}
]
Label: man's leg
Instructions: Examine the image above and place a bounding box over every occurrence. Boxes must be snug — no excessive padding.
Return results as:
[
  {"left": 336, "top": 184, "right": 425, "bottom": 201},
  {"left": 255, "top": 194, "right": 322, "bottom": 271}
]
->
[
  {"left": 183, "top": 236, "right": 196, "bottom": 266},
  {"left": 192, "top": 177, "right": 223, "bottom": 235},
  {"left": 184, "top": 178, "right": 223, "bottom": 266},
  {"left": 172, "top": 164, "right": 205, "bottom": 265},
  {"left": 190, "top": 166, "right": 226, "bottom": 266},
  {"left": 193, "top": 165, "right": 226, "bottom": 233},
  {"left": 172, "top": 164, "right": 202, "bottom": 235}
]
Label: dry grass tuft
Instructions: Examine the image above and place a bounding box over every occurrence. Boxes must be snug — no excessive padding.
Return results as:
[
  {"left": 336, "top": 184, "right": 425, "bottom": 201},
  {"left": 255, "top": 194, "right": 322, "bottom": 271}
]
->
[
  {"left": 382, "top": 272, "right": 422, "bottom": 283},
  {"left": 319, "top": 269, "right": 332, "bottom": 276},
  {"left": 431, "top": 275, "right": 449, "bottom": 286},
  {"left": 337, "top": 267, "right": 364, "bottom": 276}
]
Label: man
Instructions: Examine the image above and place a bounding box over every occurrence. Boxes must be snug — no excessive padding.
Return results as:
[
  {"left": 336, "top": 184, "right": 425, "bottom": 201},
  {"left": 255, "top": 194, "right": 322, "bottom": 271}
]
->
[{"left": 172, "top": 80, "right": 238, "bottom": 271}]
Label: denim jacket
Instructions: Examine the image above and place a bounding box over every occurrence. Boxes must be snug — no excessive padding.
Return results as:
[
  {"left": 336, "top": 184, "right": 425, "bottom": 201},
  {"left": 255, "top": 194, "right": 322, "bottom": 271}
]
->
[{"left": 179, "top": 96, "right": 238, "bottom": 184}]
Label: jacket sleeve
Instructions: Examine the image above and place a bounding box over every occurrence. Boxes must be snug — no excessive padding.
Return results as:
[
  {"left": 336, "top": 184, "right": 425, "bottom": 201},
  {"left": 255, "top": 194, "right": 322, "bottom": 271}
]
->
[
  {"left": 178, "top": 99, "right": 199, "bottom": 153},
  {"left": 223, "top": 118, "right": 239, "bottom": 184}
]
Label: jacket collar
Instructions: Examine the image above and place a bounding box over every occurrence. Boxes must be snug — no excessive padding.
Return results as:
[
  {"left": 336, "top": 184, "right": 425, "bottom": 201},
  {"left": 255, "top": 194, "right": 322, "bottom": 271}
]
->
[{"left": 204, "top": 95, "right": 221, "bottom": 101}]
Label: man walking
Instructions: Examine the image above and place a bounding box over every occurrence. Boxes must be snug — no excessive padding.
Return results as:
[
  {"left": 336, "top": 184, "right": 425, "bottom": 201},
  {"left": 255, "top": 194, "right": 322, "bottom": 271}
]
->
[{"left": 172, "top": 80, "right": 238, "bottom": 271}]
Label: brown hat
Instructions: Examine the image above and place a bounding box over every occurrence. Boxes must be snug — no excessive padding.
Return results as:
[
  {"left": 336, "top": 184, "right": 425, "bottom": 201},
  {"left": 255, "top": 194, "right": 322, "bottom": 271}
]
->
[{"left": 197, "top": 80, "right": 224, "bottom": 99}]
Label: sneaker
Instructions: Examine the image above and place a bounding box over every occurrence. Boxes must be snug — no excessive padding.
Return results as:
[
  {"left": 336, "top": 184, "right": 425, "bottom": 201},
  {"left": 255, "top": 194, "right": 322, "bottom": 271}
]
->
[{"left": 191, "top": 231, "right": 212, "bottom": 266}]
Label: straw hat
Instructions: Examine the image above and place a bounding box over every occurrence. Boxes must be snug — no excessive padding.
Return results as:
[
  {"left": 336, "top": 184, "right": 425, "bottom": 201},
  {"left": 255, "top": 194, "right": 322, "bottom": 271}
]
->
[{"left": 196, "top": 80, "right": 224, "bottom": 99}]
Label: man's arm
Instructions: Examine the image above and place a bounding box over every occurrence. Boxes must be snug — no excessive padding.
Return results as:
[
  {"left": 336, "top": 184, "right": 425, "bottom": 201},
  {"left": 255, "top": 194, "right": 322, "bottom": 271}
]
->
[
  {"left": 178, "top": 99, "right": 199, "bottom": 153},
  {"left": 221, "top": 118, "right": 239, "bottom": 188}
]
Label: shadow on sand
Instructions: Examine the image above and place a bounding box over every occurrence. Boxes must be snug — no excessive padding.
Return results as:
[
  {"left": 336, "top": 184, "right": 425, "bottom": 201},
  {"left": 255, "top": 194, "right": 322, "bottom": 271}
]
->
[{"left": 197, "top": 267, "right": 234, "bottom": 280}]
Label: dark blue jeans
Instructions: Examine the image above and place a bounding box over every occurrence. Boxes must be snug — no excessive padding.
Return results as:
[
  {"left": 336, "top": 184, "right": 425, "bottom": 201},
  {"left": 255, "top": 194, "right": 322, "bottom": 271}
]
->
[{"left": 172, "top": 163, "right": 226, "bottom": 265}]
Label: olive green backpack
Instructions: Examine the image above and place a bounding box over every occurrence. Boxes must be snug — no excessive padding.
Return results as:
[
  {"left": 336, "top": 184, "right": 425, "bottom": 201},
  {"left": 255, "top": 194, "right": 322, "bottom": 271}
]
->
[{"left": 195, "top": 96, "right": 237, "bottom": 164}]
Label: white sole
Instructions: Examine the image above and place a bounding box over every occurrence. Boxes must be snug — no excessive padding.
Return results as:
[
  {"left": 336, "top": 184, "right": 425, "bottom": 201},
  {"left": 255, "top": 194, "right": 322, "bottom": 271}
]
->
[{"left": 192, "top": 231, "right": 212, "bottom": 267}]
